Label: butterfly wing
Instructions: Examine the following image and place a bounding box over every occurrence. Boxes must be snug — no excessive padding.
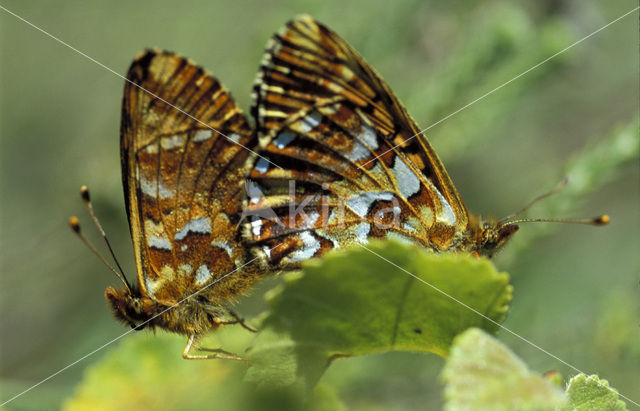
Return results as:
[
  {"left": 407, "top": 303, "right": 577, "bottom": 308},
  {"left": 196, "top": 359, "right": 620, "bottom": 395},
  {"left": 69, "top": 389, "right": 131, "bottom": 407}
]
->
[
  {"left": 121, "top": 50, "right": 256, "bottom": 306},
  {"left": 245, "top": 15, "right": 470, "bottom": 267}
]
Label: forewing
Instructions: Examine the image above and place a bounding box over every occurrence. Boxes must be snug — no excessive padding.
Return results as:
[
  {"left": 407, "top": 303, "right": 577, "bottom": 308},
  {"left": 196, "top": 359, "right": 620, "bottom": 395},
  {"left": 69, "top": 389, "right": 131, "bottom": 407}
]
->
[
  {"left": 245, "top": 16, "right": 469, "bottom": 267},
  {"left": 121, "top": 50, "right": 256, "bottom": 305}
]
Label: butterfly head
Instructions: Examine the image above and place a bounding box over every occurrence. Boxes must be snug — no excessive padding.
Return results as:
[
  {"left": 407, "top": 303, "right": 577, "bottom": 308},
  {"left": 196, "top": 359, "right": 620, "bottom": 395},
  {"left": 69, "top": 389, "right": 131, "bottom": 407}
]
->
[
  {"left": 69, "top": 192, "right": 159, "bottom": 330},
  {"left": 105, "top": 286, "right": 157, "bottom": 330},
  {"left": 474, "top": 219, "right": 520, "bottom": 258}
]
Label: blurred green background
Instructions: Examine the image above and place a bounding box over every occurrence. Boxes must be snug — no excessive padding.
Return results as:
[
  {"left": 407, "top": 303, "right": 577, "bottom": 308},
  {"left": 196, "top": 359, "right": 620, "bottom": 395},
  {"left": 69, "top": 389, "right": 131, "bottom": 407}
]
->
[{"left": 1, "top": 0, "right": 637, "bottom": 409}]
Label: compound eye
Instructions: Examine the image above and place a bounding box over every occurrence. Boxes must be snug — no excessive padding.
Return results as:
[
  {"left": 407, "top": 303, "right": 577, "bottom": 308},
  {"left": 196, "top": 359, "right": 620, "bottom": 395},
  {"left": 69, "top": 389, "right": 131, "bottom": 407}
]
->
[{"left": 483, "top": 222, "right": 491, "bottom": 229}]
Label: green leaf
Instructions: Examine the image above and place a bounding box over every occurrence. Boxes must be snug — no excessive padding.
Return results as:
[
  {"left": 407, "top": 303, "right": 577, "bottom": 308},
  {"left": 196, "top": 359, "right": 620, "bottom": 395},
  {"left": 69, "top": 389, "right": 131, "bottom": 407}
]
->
[
  {"left": 63, "top": 329, "right": 344, "bottom": 411},
  {"left": 559, "top": 374, "right": 627, "bottom": 411},
  {"left": 245, "top": 240, "right": 512, "bottom": 391},
  {"left": 441, "top": 328, "right": 566, "bottom": 410}
]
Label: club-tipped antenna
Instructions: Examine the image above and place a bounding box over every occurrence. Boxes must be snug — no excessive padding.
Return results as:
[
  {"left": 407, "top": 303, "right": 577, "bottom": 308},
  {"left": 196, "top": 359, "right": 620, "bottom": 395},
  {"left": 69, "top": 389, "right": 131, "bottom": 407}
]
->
[
  {"left": 79, "top": 186, "right": 129, "bottom": 279},
  {"left": 69, "top": 216, "right": 132, "bottom": 291},
  {"left": 503, "top": 214, "right": 610, "bottom": 227},
  {"left": 498, "top": 177, "right": 569, "bottom": 223}
]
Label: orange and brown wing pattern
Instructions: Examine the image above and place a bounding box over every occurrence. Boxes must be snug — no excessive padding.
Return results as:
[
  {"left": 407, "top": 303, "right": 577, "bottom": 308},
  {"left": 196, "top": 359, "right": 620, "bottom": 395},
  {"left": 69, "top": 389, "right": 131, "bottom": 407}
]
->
[
  {"left": 244, "top": 15, "right": 471, "bottom": 267},
  {"left": 121, "top": 50, "right": 256, "bottom": 306}
]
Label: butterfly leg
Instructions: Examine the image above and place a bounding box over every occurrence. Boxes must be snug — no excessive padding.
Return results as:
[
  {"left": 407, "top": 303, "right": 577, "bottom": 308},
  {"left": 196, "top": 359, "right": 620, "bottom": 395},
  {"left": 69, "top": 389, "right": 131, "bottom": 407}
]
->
[
  {"left": 220, "top": 309, "right": 258, "bottom": 333},
  {"left": 182, "top": 334, "right": 249, "bottom": 363}
]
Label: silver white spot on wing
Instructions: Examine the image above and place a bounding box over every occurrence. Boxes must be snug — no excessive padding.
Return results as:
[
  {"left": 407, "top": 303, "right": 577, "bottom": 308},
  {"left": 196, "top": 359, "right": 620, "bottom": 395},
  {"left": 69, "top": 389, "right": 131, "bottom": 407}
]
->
[
  {"left": 139, "top": 177, "right": 156, "bottom": 198},
  {"left": 174, "top": 217, "right": 212, "bottom": 241},
  {"left": 299, "top": 111, "right": 322, "bottom": 132},
  {"left": 255, "top": 157, "right": 270, "bottom": 174},
  {"left": 287, "top": 231, "right": 321, "bottom": 263},
  {"left": 262, "top": 246, "right": 272, "bottom": 260},
  {"left": 193, "top": 130, "right": 213, "bottom": 142},
  {"left": 392, "top": 157, "right": 420, "bottom": 198},
  {"left": 354, "top": 222, "right": 370, "bottom": 243},
  {"left": 147, "top": 235, "right": 172, "bottom": 251},
  {"left": 157, "top": 184, "right": 173, "bottom": 199},
  {"left": 251, "top": 218, "right": 263, "bottom": 237},
  {"left": 345, "top": 140, "right": 371, "bottom": 161},
  {"left": 346, "top": 192, "right": 394, "bottom": 218},
  {"left": 161, "top": 134, "right": 186, "bottom": 150},
  {"left": 358, "top": 124, "right": 379, "bottom": 150},
  {"left": 274, "top": 131, "right": 296, "bottom": 149},
  {"left": 302, "top": 211, "right": 320, "bottom": 229},
  {"left": 181, "top": 244, "right": 187, "bottom": 252},
  {"left": 228, "top": 133, "right": 241, "bottom": 143},
  {"left": 194, "top": 264, "right": 211, "bottom": 286},
  {"left": 139, "top": 177, "right": 173, "bottom": 199},
  {"left": 433, "top": 187, "right": 456, "bottom": 226},
  {"left": 246, "top": 181, "right": 266, "bottom": 204}
]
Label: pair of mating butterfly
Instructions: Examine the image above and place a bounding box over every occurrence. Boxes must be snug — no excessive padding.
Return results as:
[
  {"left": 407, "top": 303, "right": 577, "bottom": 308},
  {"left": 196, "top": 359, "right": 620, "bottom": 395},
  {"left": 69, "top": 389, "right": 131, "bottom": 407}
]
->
[{"left": 71, "top": 15, "right": 607, "bottom": 360}]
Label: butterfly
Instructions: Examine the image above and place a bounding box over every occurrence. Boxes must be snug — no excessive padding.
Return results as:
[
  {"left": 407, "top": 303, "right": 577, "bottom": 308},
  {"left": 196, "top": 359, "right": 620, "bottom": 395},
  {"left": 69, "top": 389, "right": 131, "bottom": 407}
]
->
[
  {"left": 92, "top": 49, "right": 267, "bottom": 360},
  {"left": 241, "top": 15, "right": 522, "bottom": 270}
]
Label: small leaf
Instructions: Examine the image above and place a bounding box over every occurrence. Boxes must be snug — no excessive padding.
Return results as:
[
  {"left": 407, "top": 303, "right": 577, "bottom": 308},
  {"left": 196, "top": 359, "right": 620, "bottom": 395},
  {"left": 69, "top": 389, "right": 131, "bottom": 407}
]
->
[
  {"left": 246, "top": 240, "right": 512, "bottom": 391},
  {"left": 63, "top": 331, "right": 245, "bottom": 410},
  {"left": 63, "top": 328, "right": 343, "bottom": 411},
  {"left": 441, "top": 328, "right": 566, "bottom": 410},
  {"left": 559, "top": 374, "right": 627, "bottom": 411}
]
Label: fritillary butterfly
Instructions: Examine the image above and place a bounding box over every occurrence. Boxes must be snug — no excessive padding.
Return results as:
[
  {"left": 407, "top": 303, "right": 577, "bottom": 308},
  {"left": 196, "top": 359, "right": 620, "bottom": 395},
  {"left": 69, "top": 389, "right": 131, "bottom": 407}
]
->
[
  {"left": 103, "top": 50, "right": 264, "bottom": 359},
  {"left": 243, "top": 15, "right": 523, "bottom": 269}
]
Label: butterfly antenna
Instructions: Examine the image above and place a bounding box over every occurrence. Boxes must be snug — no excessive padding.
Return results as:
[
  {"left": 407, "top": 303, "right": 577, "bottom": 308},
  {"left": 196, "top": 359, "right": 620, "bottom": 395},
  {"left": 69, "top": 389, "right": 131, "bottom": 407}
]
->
[
  {"left": 69, "top": 216, "right": 132, "bottom": 291},
  {"left": 79, "top": 186, "right": 128, "bottom": 276},
  {"left": 72, "top": 186, "right": 132, "bottom": 290},
  {"left": 498, "top": 177, "right": 569, "bottom": 223},
  {"left": 503, "top": 214, "right": 609, "bottom": 227}
]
